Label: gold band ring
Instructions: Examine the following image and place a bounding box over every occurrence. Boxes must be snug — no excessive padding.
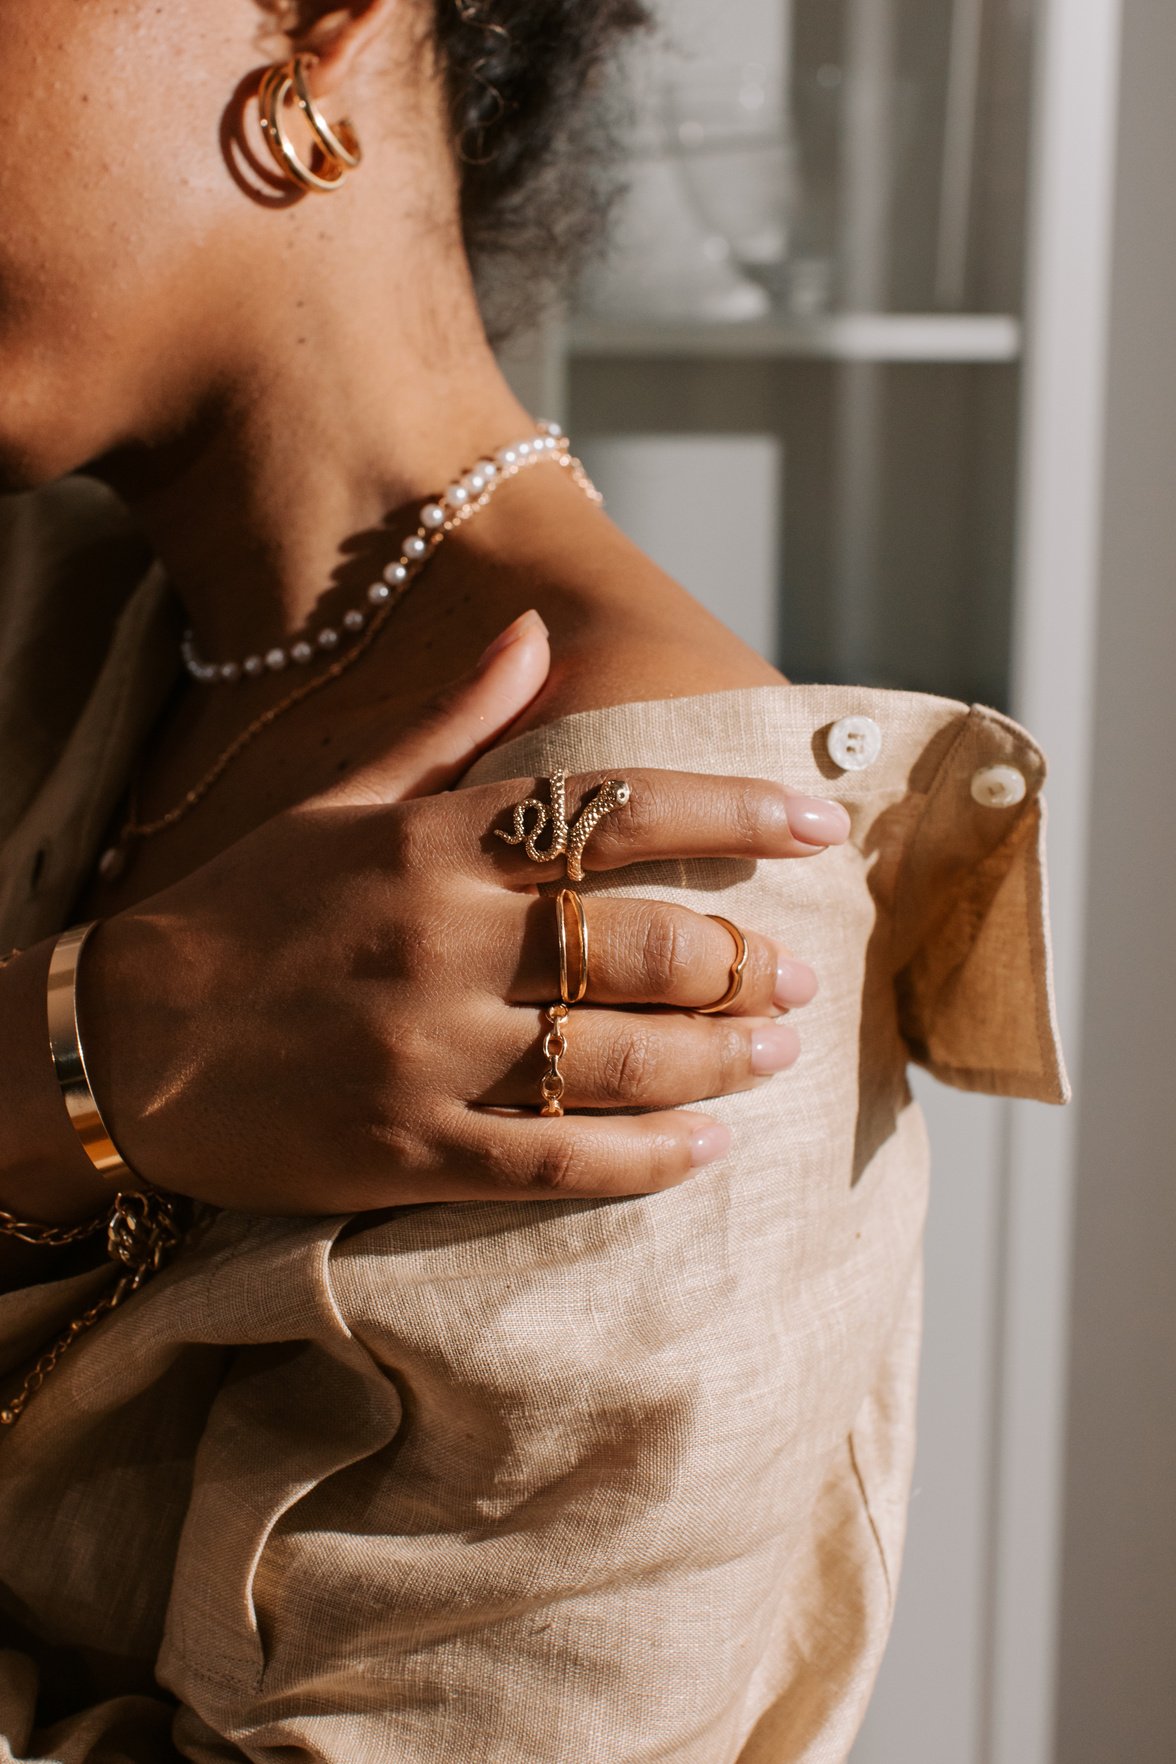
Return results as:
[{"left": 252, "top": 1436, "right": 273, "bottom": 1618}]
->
[
  {"left": 496, "top": 771, "right": 632, "bottom": 882},
  {"left": 696, "top": 916, "right": 750, "bottom": 1015},
  {"left": 556, "top": 889, "right": 589, "bottom": 1006}
]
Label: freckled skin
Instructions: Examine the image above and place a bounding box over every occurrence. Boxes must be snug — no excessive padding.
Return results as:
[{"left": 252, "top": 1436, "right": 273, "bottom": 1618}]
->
[{"left": 3, "top": 0, "right": 781, "bottom": 913}]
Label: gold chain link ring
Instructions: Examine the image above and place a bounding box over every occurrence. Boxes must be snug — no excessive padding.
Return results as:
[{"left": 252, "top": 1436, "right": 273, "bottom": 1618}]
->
[{"left": 539, "top": 1003, "right": 570, "bottom": 1116}]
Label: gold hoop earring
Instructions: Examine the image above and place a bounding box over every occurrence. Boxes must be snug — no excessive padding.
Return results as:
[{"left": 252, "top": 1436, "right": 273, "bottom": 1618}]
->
[
  {"left": 292, "top": 55, "right": 362, "bottom": 171},
  {"left": 258, "top": 55, "right": 362, "bottom": 194}
]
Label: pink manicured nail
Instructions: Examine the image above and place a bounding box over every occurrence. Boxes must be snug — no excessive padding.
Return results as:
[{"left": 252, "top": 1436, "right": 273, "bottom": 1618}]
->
[
  {"left": 690, "top": 1121, "right": 732, "bottom": 1167},
  {"left": 785, "top": 793, "right": 851, "bottom": 844},
  {"left": 751, "top": 1023, "right": 801, "bottom": 1075},
  {"left": 477, "top": 608, "right": 548, "bottom": 668},
  {"left": 773, "top": 954, "right": 818, "bottom": 1011}
]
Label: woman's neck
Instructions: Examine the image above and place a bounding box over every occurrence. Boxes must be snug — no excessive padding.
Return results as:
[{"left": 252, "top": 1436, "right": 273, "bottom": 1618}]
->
[{"left": 92, "top": 261, "right": 536, "bottom": 669}]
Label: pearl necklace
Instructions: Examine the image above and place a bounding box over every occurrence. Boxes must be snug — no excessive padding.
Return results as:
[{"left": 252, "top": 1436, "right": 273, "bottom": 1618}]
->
[
  {"left": 180, "top": 422, "right": 579, "bottom": 684},
  {"left": 96, "top": 424, "right": 601, "bottom": 883}
]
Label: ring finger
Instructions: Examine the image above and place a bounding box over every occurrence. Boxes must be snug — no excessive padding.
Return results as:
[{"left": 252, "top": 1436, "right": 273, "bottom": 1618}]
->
[{"left": 476, "top": 1005, "right": 802, "bottom": 1112}]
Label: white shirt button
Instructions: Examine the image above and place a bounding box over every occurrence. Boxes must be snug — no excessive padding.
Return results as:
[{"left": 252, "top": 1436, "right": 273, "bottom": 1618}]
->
[
  {"left": 971, "top": 763, "right": 1027, "bottom": 808},
  {"left": 827, "top": 714, "right": 883, "bottom": 773}
]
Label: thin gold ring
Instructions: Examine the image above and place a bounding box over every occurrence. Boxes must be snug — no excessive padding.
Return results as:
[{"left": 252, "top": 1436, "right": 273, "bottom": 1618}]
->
[
  {"left": 556, "top": 889, "right": 589, "bottom": 1006},
  {"left": 258, "top": 64, "right": 348, "bottom": 194},
  {"left": 696, "top": 916, "right": 750, "bottom": 1015},
  {"left": 292, "top": 55, "right": 363, "bottom": 170}
]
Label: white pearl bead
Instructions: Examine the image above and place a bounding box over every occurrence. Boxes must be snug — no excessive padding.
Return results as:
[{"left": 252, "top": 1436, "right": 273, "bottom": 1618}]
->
[{"left": 175, "top": 427, "right": 582, "bottom": 687}]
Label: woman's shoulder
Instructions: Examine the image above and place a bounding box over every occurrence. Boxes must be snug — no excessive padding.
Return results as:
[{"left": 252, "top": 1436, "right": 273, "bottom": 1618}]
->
[{"left": 506, "top": 519, "right": 784, "bottom": 738}]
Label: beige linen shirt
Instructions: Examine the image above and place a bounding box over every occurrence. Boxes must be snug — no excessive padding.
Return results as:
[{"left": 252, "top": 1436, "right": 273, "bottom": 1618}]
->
[{"left": 0, "top": 481, "right": 1069, "bottom": 1763}]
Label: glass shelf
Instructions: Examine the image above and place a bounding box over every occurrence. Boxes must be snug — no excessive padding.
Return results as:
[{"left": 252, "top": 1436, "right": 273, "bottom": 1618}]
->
[{"left": 568, "top": 311, "right": 1022, "bottom": 363}]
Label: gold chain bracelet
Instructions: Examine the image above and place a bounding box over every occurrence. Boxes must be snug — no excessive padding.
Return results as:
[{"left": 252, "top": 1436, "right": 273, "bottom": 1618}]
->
[
  {"left": 0, "top": 1189, "right": 189, "bottom": 1429},
  {"left": 0, "top": 1204, "right": 111, "bottom": 1247}
]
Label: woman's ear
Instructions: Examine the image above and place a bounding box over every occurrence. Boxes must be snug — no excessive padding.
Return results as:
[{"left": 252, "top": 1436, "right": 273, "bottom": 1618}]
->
[{"left": 294, "top": 0, "right": 401, "bottom": 97}]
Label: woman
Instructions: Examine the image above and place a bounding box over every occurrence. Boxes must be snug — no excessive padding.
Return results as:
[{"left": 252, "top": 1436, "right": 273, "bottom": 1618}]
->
[{"left": 0, "top": 2, "right": 1068, "bottom": 1760}]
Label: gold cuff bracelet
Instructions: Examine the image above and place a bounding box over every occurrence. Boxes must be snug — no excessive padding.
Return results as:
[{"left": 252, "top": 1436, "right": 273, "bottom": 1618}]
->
[{"left": 46, "top": 922, "right": 134, "bottom": 1183}]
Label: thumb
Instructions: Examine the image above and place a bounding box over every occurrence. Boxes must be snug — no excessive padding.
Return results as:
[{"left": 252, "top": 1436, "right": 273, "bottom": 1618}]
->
[{"left": 328, "top": 610, "right": 551, "bottom": 805}]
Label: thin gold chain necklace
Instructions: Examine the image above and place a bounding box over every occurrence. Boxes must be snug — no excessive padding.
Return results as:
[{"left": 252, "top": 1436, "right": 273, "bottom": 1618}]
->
[{"left": 97, "top": 431, "right": 601, "bottom": 883}]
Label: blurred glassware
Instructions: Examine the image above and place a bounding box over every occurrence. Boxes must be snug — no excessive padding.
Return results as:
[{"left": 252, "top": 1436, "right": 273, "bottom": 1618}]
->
[
  {"left": 574, "top": 88, "right": 771, "bottom": 326},
  {"left": 664, "top": 63, "right": 810, "bottom": 312},
  {"left": 574, "top": 153, "right": 772, "bottom": 324}
]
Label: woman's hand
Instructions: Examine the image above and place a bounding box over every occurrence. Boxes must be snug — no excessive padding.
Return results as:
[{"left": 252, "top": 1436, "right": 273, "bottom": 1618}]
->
[{"left": 6, "top": 614, "right": 849, "bottom": 1219}]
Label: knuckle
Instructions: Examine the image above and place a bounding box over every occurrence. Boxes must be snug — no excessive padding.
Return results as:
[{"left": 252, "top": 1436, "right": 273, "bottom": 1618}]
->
[
  {"left": 363, "top": 1114, "right": 429, "bottom": 1171},
  {"left": 607, "top": 1026, "right": 660, "bottom": 1102},
  {"left": 727, "top": 779, "right": 768, "bottom": 848},
  {"left": 639, "top": 909, "right": 691, "bottom": 997},
  {"left": 530, "top": 1137, "right": 592, "bottom": 1196},
  {"left": 613, "top": 781, "right": 659, "bottom": 848},
  {"left": 388, "top": 802, "right": 439, "bottom": 877},
  {"left": 746, "top": 937, "right": 779, "bottom": 1005},
  {"left": 717, "top": 1022, "right": 753, "bottom": 1089},
  {"left": 642, "top": 1126, "right": 693, "bottom": 1192}
]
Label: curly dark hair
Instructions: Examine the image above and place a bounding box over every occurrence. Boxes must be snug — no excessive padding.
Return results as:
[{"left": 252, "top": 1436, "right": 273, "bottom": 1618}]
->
[{"left": 433, "top": 0, "right": 652, "bottom": 338}]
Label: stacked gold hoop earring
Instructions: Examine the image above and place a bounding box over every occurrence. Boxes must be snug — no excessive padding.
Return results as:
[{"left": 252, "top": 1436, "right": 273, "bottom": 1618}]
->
[{"left": 258, "top": 55, "right": 363, "bottom": 194}]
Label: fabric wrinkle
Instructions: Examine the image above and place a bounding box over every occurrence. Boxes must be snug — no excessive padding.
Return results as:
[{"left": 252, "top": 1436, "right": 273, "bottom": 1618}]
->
[{"left": 0, "top": 493, "right": 1068, "bottom": 1763}]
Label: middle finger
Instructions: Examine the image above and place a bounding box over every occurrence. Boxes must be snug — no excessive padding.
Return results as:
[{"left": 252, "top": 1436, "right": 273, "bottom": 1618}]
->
[
  {"left": 499, "top": 895, "right": 818, "bottom": 1016},
  {"left": 477, "top": 1006, "right": 803, "bottom": 1112}
]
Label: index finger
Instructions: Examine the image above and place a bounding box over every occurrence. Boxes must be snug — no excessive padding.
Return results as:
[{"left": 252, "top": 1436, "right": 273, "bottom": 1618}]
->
[{"left": 464, "top": 768, "right": 852, "bottom": 881}]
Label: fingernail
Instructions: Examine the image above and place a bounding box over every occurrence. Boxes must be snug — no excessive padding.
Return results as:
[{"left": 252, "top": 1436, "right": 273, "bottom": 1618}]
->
[
  {"left": 477, "top": 608, "right": 548, "bottom": 668},
  {"left": 773, "top": 953, "right": 818, "bottom": 1010},
  {"left": 751, "top": 1022, "right": 801, "bottom": 1075},
  {"left": 785, "top": 793, "right": 851, "bottom": 844},
  {"left": 690, "top": 1120, "right": 732, "bottom": 1167}
]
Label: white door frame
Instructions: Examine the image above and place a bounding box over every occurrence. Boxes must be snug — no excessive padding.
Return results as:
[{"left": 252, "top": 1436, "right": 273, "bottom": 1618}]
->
[{"left": 993, "top": 0, "right": 1123, "bottom": 1757}]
